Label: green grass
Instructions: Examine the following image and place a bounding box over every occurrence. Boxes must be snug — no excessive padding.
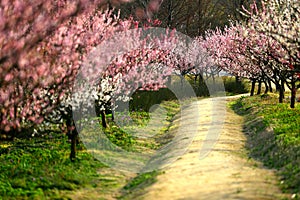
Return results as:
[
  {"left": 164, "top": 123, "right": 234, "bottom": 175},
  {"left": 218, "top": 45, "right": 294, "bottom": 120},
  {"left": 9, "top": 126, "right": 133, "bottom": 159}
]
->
[
  {"left": 119, "top": 170, "right": 163, "bottom": 200},
  {"left": 0, "top": 133, "right": 108, "bottom": 199},
  {"left": 103, "top": 124, "right": 137, "bottom": 151},
  {"left": 123, "top": 171, "right": 162, "bottom": 191},
  {"left": 230, "top": 93, "right": 300, "bottom": 197},
  {"left": 0, "top": 99, "right": 181, "bottom": 199},
  {"left": 114, "top": 100, "right": 180, "bottom": 151},
  {"left": 129, "top": 111, "right": 150, "bottom": 126}
]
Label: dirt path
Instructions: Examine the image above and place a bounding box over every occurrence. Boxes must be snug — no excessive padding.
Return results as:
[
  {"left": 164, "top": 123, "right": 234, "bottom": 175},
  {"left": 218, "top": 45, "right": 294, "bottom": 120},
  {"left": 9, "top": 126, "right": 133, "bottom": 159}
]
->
[{"left": 131, "top": 96, "right": 288, "bottom": 200}]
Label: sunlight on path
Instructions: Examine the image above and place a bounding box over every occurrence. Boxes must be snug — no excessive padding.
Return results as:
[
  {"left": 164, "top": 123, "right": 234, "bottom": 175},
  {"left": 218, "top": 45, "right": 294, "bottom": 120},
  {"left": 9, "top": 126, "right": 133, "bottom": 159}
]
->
[{"left": 135, "top": 96, "right": 287, "bottom": 200}]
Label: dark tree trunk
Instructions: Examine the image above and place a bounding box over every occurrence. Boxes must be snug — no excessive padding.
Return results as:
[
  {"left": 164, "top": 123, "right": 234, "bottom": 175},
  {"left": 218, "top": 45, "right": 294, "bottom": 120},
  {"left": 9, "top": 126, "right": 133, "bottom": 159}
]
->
[
  {"left": 276, "top": 83, "right": 280, "bottom": 92},
  {"left": 257, "top": 79, "right": 262, "bottom": 95},
  {"left": 198, "top": 73, "right": 203, "bottom": 87},
  {"left": 100, "top": 110, "right": 108, "bottom": 128},
  {"left": 279, "top": 78, "right": 285, "bottom": 103},
  {"left": 290, "top": 76, "right": 296, "bottom": 108},
  {"left": 279, "top": 84, "right": 284, "bottom": 103},
  {"left": 250, "top": 79, "right": 256, "bottom": 96},
  {"left": 235, "top": 76, "right": 241, "bottom": 84},
  {"left": 69, "top": 130, "right": 78, "bottom": 162},
  {"left": 268, "top": 79, "right": 273, "bottom": 93},
  {"left": 279, "top": 88, "right": 284, "bottom": 103},
  {"left": 198, "top": 74, "right": 209, "bottom": 96},
  {"left": 264, "top": 80, "right": 269, "bottom": 94},
  {"left": 66, "top": 117, "right": 78, "bottom": 162}
]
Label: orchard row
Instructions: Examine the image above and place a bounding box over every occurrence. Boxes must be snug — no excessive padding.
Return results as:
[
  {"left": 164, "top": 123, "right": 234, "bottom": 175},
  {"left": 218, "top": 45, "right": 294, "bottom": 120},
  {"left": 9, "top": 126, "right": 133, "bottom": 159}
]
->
[
  {"left": 203, "top": 0, "right": 299, "bottom": 107},
  {"left": 0, "top": 0, "right": 299, "bottom": 141}
]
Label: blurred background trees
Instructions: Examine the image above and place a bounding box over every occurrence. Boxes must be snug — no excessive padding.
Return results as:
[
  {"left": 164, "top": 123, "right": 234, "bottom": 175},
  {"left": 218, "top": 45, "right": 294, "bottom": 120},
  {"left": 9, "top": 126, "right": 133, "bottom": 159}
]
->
[{"left": 116, "top": 0, "right": 259, "bottom": 36}]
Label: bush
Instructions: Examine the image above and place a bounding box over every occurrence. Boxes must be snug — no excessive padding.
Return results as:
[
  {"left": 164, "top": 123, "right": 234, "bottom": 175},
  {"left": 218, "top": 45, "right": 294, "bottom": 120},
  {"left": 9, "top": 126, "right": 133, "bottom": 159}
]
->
[
  {"left": 223, "top": 76, "right": 249, "bottom": 95},
  {"left": 130, "top": 88, "right": 177, "bottom": 112}
]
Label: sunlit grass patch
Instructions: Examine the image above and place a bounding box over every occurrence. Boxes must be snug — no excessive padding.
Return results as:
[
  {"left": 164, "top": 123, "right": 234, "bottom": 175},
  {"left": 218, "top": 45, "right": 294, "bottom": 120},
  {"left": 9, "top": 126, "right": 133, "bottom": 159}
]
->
[
  {"left": 0, "top": 99, "right": 182, "bottom": 199},
  {"left": 231, "top": 93, "right": 300, "bottom": 196},
  {"left": 0, "top": 134, "right": 107, "bottom": 199}
]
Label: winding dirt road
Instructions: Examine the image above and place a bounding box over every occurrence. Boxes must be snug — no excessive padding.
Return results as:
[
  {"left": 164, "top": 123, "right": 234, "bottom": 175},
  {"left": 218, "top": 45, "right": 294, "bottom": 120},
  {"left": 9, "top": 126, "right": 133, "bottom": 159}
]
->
[{"left": 129, "top": 96, "right": 288, "bottom": 200}]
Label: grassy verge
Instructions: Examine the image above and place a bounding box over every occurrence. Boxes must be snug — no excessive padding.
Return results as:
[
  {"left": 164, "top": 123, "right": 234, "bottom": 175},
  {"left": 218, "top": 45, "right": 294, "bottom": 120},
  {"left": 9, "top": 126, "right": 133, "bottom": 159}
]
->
[
  {"left": 0, "top": 133, "right": 109, "bottom": 199},
  {"left": 104, "top": 99, "right": 180, "bottom": 152},
  {"left": 230, "top": 93, "right": 300, "bottom": 199},
  {"left": 0, "top": 99, "right": 180, "bottom": 199}
]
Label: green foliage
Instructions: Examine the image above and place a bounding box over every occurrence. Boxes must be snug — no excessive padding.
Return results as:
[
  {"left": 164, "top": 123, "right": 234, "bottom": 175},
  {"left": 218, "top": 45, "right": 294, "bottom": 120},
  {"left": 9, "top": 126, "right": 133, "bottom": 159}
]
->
[
  {"left": 223, "top": 76, "right": 249, "bottom": 96},
  {"left": 185, "top": 75, "right": 249, "bottom": 97},
  {"left": 130, "top": 88, "right": 177, "bottom": 112},
  {"left": 185, "top": 75, "right": 210, "bottom": 97},
  {"left": 0, "top": 99, "right": 181, "bottom": 199},
  {"left": 160, "top": 100, "right": 180, "bottom": 120},
  {"left": 129, "top": 75, "right": 248, "bottom": 103},
  {"left": 231, "top": 94, "right": 300, "bottom": 196},
  {"left": 0, "top": 134, "right": 106, "bottom": 199}
]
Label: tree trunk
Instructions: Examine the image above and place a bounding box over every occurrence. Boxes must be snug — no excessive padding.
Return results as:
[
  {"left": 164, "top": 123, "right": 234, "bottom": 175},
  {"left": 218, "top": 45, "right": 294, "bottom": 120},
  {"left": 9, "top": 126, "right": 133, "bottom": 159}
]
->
[
  {"left": 264, "top": 80, "right": 269, "bottom": 94},
  {"left": 198, "top": 74, "right": 209, "bottom": 96},
  {"left": 279, "top": 78, "right": 285, "bottom": 103},
  {"left": 101, "top": 110, "right": 108, "bottom": 128},
  {"left": 70, "top": 130, "right": 78, "bottom": 162},
  {"left": 194, "top": 75, "right": 198, "bottom": 85},
  {"left": 250, "top": 79, "right": 256, "bottom": 96},
  {"left": 276, "top": 83, "right": 280, "bottom": 92},
  {"left": 279, "top": 85, "right": 284, "bottom": 103},
  {"left": 268, "top": 79, "right": 273, "bottom": 93},
  {"left": 290, "top": 76, "right": 296, "bottom": 108},
  {"left": 66, "top": 117, "right": 78, "bottom": 162},
  {"left": 257, "top": 79, "right": 262, "bottom": 95},
  {"left": 198, "top": 73, "right": 203, "bottom": 87},
  {"left": 235, "top": 76, "right": 241, "bottom": 84}
]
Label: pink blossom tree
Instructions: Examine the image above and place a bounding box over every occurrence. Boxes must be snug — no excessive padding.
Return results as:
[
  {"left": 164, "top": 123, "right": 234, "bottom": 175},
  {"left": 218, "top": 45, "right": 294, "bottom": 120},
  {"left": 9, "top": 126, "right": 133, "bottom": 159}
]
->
[
  {"left": 0, "top": 0, "right": 167, "bottom": 160},
  {"left": 203, "top": 3, "right": 298, "bottom": 107},
  {"left": 0, "top": 0, "right": 136, "bottom": 135},
  {"left": 203, "top": 25, "right": 264, "bottom": 96},
  {"left": 244, "top": 0, "right": 300, "bottom": 108},
  {"left": 0, "top": 0, "right": 223, "bottom": 161}
]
